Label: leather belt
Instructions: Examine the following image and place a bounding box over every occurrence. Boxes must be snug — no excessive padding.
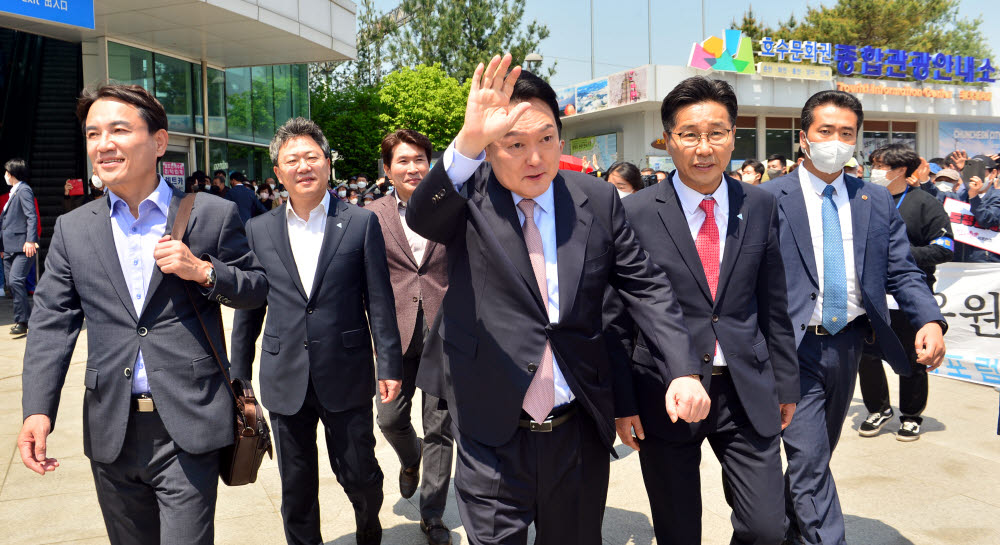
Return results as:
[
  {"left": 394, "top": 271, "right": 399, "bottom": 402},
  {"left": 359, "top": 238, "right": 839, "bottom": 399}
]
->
[
  {"left": 131, "top": 394, "right": 155, "bottom": 412},
  {"left": 518, "top": 402, "right": 578, "bottom": 432},
  {"left": 807, "top": 317, "right": 869, "bottom": 336}
]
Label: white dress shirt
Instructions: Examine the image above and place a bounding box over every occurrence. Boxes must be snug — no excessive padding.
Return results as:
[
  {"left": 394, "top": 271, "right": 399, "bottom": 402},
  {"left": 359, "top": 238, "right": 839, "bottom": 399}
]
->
[
  {"left": 286, "top": 191, "right": 330, "bottom": 296},
  {"left": 443, "top": 143, "right": 575, "bottom": 406},
  {"left": 107, "top": 177, "right": 173, "bottom": 394},
  {"left": 672, "top": 175, "right": 729, "bottom": 367},
  {"left": 3, "top": 180, "right": 21, "bottom": 214},
  {"left": 798, "top": 166, "right": 864, "bottom": 326},
  {"left": 395, "top": 192, "right": 428, "bottom": 265}
]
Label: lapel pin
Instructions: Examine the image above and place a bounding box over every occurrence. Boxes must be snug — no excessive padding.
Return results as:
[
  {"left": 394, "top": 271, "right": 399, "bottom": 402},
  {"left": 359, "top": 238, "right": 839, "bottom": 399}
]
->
[
  {"left": 737, "top": 213, "right": 743, "bottom": 220},
  {"left": 861, "top": 195, "right": 868, "bottom": 200}
]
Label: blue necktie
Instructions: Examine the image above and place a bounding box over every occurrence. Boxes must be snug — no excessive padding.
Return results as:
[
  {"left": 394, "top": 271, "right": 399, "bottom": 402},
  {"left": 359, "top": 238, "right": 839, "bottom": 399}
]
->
[{"left": 821, "top": 184, "right": 848, "bottom": 334}]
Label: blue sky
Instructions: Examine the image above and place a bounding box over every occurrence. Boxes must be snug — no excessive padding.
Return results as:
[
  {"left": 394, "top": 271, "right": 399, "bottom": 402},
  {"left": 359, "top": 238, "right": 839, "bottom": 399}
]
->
[{"left": 370, "top": 0, "right": 1000, "bottom": 88}]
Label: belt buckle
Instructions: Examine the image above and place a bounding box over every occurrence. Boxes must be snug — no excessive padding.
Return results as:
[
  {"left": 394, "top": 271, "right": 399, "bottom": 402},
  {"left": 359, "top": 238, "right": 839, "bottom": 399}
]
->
[
  {"left": 136, "top": 396, "right": 154, "bottom": 412},
  {"left": 814, "top": 325, "right": 830, "bottom": 336},
  {"left": 528, "top": 420, "right": 553, "bottom": 432},
  {"left": 711, "top": 367, "right": 724, "bottom": 376}
]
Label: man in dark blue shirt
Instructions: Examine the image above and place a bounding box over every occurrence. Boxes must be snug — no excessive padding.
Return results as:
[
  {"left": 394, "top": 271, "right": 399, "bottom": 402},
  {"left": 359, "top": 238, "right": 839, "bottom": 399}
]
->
[{"left": 225, "top": 171, "right": 267, "bottom": 223}]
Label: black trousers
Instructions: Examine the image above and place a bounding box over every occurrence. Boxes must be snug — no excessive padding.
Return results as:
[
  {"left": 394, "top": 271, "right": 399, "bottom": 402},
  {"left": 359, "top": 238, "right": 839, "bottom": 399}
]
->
[
  {"left": 639, "top": 372, "right": 785, "bottom": 545},
  {"left": 453, "top": 408, "right": 609, "bottom": 545},
  {"left": 270, "top": 380, "right": 384, "bottom": 545},
  {"left": 858, "top": 310, "right": 928, "bottom": 422},
  {"left": 90, "top": 410, "right": 220, "bottom": 545},
  {"left": 3, "top": 251, "right": 31, "bottom": 324}
]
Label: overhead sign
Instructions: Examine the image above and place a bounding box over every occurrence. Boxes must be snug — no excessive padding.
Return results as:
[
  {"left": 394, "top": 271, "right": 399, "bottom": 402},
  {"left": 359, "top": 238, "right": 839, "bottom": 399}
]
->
[
  {"left": 759, "top": 35, "right": 996, "bottom": 83},
  {"left": 688, "top": 29, "right": 755, "bottom": 74},
  {"left": 1, "top": 0, "right": 95, "bottom": 30},
  {"left": 758, "top": 61, "right": 832, "bottom": 81},
  {"left": 836, "top": 81, "right": 991, "bottom": 101},
  {"left": 938, "top": 122, "right": 1000, "bottom": 157}
]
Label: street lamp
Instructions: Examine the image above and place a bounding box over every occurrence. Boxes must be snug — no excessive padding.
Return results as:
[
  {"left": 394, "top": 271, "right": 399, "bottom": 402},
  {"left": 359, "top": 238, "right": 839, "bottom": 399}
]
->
[{"left": 524, "top": 52, "right": 543, "bottom": 73}]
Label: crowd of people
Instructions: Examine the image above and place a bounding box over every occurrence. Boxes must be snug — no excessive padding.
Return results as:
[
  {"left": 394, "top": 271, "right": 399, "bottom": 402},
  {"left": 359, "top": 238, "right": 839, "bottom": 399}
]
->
[{"left": 8, "top": 51, "right": 994, "bottom": 545}]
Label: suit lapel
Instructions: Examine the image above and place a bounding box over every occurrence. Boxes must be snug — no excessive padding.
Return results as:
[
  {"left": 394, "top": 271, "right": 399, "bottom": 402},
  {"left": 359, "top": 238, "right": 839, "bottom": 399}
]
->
[
  {"left": 267, "top": 203, "right": 308, "bottom": 301},
  {"left": 481, "top": 173, "right": 546, "bottom": 311},
  {"left": 778, "top": 182, "right": 819, "bottom": 287},
  {"left": 846, "top": 176, "right": 871, "bottom": 281},
  {"left": 89, "top": 196, "right": 139, "bottom": 323},
  {"left": 308, "top": 199, "right": 351, "bottom": 301},
  {"left": 656, "top": 177, "right": 714, "bottom": 304},
  {"left": 381, "top": 199, "right": 419, "bottom": 267},
  {"left": 139, "top": 189, "right": 184, "bottom": 318},
  {"left": 554, "top": 175, "right": 591, "bottom": 322},
  {"left": 714, "top": 177, "right": 748, "bottom": 306}
]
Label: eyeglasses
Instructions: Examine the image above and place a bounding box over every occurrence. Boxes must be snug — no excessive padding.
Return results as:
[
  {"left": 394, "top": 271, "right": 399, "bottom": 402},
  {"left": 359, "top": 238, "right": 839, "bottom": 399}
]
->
[{"left": 670, "top": 128, "right": 733, "bottom": 148}]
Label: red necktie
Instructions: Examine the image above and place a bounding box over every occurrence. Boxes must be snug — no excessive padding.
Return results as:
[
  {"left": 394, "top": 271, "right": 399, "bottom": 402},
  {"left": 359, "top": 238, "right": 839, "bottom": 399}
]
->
[
  {"left": 696, "top": 198, "right": 720, "bottom": 300},
  {"left": 517, "top": 199, "right": 555, "bottom": 423}
]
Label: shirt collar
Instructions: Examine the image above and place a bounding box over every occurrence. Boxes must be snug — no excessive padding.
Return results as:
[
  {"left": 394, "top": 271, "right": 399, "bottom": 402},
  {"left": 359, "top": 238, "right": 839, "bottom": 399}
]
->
[
  {"left": 671, "top": 173, "right": 729, "bottom": 216},
  {"left": 511, "top": 181, "right": 556, "bottom": 216},
  {"left": 802, "top": 166, "right": 847, "bottom": 198},
  {"left": 395, "top": 190, "right": 407, "bottom": 209},
  {"left": 286, "top": 190, "right": 331, "bottom": 223},
  {"left": 107, "top": 176, "right": 172, "bottom": 218}
]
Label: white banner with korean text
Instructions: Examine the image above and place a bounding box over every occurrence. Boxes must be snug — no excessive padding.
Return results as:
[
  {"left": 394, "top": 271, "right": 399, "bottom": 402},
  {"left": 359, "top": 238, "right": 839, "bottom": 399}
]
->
[
  {"left": 931, "top": 263, "right": 1000, "bottom": 386},
  {"left": 943, "top": 197, "right": 1000, "bottom": 255}
]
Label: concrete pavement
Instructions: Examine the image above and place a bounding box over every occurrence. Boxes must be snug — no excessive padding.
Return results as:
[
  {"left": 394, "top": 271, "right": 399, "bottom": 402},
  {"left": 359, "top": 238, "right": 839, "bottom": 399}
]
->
[{"left": 1, "top": 299, "right": 998, "bottom": 544}]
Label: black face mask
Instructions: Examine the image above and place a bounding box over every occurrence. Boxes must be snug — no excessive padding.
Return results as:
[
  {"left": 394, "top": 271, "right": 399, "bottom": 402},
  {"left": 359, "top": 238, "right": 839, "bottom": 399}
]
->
[{"left": 766, "top": 168, "right": 785, "bottom": 180}]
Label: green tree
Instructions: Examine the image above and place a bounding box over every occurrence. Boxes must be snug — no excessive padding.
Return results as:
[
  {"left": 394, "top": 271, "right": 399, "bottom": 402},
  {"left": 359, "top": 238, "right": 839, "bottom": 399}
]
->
[
  {"left": 310, "top": 83, "right": 385, "bottom": 180},
  {"left": 387, "top": 0, "right": 555, "bottom": 83},
  {"left": 312, "top": 0, "right": 398, "bottom": 90},
  {"left": 377, "top": 65, "right": 469, "bottom": 153},
  {"left": 733, "top": 0, "right": 991, "bottom": 61}
]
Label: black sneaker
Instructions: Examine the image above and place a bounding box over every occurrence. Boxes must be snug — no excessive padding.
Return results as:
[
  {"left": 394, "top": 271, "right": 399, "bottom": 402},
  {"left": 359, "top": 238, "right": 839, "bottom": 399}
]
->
[
  {"left": 859, "top": 408, "right": 893, "bottom": 437},
  {"left": 897, "top": 420, "right": 921, "bottom": 441},
  {"left": 10, "top": 322, "right": 27, "bottom": 338}
]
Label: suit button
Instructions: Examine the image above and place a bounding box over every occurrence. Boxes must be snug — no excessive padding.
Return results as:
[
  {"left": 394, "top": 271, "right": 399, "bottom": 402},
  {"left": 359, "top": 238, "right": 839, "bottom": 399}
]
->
[
  {"left": 412, "top": 297, "right": 418, "bottom": 303},
  {"left": 527, "top": 363, "right": 538, "bottom": 373},
  {"left": 712, "top": 315, "right": 719, "bottom": 323},
  {"left": 810, "top": 293, "right": 817, "bottom": 300},
  {"left": 137, "top": 326, "right": 148, "bottom": 337},
  {"left": 800, "top": 324, "right": 806, "bottom": 331},
  {"left": 306, "top": 307, "right": 314, "bottom": 314},
  {"left": 124, "top": 368, "right": 132, "bottom": 378},
  {"left": 702, "top": 353, "right": 711, "bottom": 363},
  {"left": 303, "top": 342, "right": 309, "bottom": 349}
]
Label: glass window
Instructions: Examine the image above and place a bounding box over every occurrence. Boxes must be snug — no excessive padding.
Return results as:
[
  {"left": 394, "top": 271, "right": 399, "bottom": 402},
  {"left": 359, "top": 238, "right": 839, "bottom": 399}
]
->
[
  {"left": 108, "top": 42, "right": 153, "bottom": 90},
  {"left": 227, "top": 142, "right": 254, "bottom": 178},
  {"left": 733, "top": 128, "right": 757, "bottom": 164},
  {"left": 207, "top": 68, "right": 227, "bottom": 138},
  {"left": 765, "top": 129, "right": 794, "bottom": 159},
  {"left": 192, "top": 64, "right": 204, "bottom": 134},
  {"left": 153, "top": 53, "right": 194, "bottom": 133},
  {"left": 252, "top": 65, "right": 275, "bottom": 144},
  {"left": 860, "top": 131, "right": 890, "bottom": 178},
  {"left": 254, "top": 147, "right": 273, "bottom": 182},
  {"left": 273, "top": 64, "right": 293, "bottom": 127},
  {"left": 209, "top": 140, "right": 228, "bottom": 174},
  {"left": 226, "top": 67, "right": 252, "bottom": 141},
  {"left": 195, "top": 138, "right": 206, "bottom": 175},
  {"left": 291, "top": 64, "right": 309, "bottom": 119}
]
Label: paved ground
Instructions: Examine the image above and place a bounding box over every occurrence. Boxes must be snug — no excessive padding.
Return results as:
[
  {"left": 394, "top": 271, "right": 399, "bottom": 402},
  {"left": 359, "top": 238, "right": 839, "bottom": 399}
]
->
[{"left": 0, "top": 298, "right": 998, "bottom": 544}]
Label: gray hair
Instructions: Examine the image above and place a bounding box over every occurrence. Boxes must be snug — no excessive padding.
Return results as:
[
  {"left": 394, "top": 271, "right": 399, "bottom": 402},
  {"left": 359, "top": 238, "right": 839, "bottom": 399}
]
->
[{"left": 269, "top": 117, "right": 331, "bottom": 163}]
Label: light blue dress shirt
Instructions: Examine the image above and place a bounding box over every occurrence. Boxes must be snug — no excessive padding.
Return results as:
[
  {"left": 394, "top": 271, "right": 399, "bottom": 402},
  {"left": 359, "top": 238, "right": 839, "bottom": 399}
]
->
[
  {"left": 107, "top": 177, "right": 173, "bottom": 395},
  {"left": 443, "top": 143, "right": 575, "bottom": 406}
]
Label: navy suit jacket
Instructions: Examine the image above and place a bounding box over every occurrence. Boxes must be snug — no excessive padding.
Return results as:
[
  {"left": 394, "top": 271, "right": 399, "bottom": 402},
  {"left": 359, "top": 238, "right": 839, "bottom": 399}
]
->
[
  {"left": 230, "top": 198, "right": 403, "bottom": 416},
  {"left": 1, "top": 183, "right": 37, "bottom": 253},
  {"left": 225, "top": 184, "right": 267, "bottom": 224},
  {"left": 405, "top": 161, "right": 698, "bottom": 452},
  {"left": 607, "top": 175, "right": 799, "bottom": 439},
  {"left": 760, "top": 171, "right": 945, "bottom": 376}
]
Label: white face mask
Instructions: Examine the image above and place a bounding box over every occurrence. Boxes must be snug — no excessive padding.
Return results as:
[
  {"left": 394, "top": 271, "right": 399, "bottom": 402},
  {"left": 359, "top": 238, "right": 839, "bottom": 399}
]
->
[
  {"left": 616, "top": 188, "right": 629, "bottom": 198},
  {"left": 338, "top": 190, "right": 347, "bottom": 198},
  {"left": 936, "top": 181, "right": 955, "bottom": 192},
  {"left": 280, "top": 191, "right": 289, "bottom": 198},
  {"left": 357, "top": 181, "right": 367, "bottom": 189},
  {"left": 269, "top": 183, "right": 275, "bottom": 189},
  {"left": 350, "top": 198, "right": 359, "bottom": 204},
  {"left": 4, "top": 173, "right": 11, "bottom": 186},
  {"left": 803, "top": 137, "right": 856, "bottom": 175},
  {"left": 349, "top": 183, "right": 358, "bottom": 190},
  {"left": 741, "top": 173, "right": 758, "bottom": 184},
  {"left": 868, "top": 168, "right": 894, "bottom": 187},
  {"left": 203, "top": 184, "right": 212, "bottom": 191},
  {"left": 91, "top": 175, "right": 103, "bottom": 189}
]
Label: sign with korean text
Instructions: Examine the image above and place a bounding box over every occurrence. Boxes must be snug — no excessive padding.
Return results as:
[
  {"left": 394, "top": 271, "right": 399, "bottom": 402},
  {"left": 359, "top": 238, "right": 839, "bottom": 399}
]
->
[
  {"left": 758, "top": 62, "right": 832, "bottom": 81},
  {"left": 1, "top": 0, "right": 95, "bottom": 30},
  {"left": 931, "top": 263, "right": 1000, "bottom": 387},
  {"left": 162, "top": 162, "right": 186, "bottom": 192},
  {"left": 944, "top": 198, "right": 1000, "bottom": 255},
  {"left": 758, "top": 36, "right": 996, "bottom": 84}
]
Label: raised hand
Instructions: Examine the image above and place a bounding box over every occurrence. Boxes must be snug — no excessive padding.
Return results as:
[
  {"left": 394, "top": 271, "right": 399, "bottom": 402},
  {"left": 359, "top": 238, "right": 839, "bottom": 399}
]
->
[
  {"left": 454, "top": 54, "right": 532, "bottom": 158},
  {"left": 948, "top": 150, "right": 968, "bottom": 171}
]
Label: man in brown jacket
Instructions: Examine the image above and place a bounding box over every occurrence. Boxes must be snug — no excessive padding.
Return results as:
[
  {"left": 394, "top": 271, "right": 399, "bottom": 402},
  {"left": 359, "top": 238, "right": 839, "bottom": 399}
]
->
[{"left": 368, "top": 129, "right": 453, "bottom": 545}]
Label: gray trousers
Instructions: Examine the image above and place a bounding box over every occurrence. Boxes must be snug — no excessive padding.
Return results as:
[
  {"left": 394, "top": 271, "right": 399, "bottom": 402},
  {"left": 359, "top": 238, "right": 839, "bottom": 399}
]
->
[
  {"left": 90, "top": 410, "right": 220, "bottom": 545},
  {"left": 377, "top": 351, "right": 454, "bottom": 520},
  {"left": 3, "top": 252, "right": 31, "bottom": 324}
]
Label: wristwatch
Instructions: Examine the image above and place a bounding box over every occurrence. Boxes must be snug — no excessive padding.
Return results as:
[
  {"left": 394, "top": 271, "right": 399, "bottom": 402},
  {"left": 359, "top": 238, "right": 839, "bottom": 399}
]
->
[{"left": 204, "top": 265, "right": 216, "bottom": 287}]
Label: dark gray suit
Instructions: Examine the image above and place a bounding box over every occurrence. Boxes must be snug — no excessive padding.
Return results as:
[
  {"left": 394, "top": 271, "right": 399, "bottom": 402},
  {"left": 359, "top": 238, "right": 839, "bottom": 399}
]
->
[
  {"left": 21, "top": 189, "right": 267, "bottom": 544},
  {"left": 2, "top": 182, "right": 38, "bottom": 324},
  {"left": 231, "top": 197, "right": 403, "bottom": 544}
]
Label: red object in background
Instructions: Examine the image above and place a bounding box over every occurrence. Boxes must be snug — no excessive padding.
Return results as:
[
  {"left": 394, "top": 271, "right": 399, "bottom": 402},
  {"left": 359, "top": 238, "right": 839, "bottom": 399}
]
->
[
  {"left": 0, "top": 194, "right": 42, "bottom": 238},
  {"left": 560, "top": 155, "right": 592, "bottom": 173},
  {"left": 67, "top": 178, "right": 84, "bottom": 196}
]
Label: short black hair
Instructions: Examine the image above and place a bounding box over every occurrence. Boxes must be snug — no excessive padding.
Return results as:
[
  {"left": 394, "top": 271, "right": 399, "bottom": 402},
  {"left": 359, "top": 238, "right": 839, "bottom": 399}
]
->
[
  {"left": 870, "top": 143, "right": 921, "bottom": 177},
  {"left": 605, "top": 161, "right": 643, "bottom": 192},
  {"left": 766, "top": 154, "right": 787, "bottom": 165},
  {"left": 660, "top": 76, "right": 738, "bottom": 132},
  {"left": 801, "top": 90, "right": 864, "bottom": 133},
  {"left": 77, "top": 83, "right": 168, "bottom": 134},
  {"left": 213, "top": 169, "right": 227, "bottom": 179},
  {"left": 510, "top": 70, "right": 561, "bottom": 136},
  {"left": 229, "top": 171, "right": 246, "bottom": 183},
  {"left": 740, "top": 159, "right": 764, "bottom": 175},
  {"left": 4, "top": 158, "right": 29, "bottom": 182},
  {"left": 192, "top": 170, "right": 208, "bottom": 183}
]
